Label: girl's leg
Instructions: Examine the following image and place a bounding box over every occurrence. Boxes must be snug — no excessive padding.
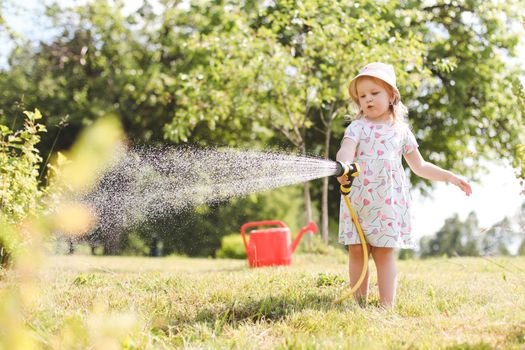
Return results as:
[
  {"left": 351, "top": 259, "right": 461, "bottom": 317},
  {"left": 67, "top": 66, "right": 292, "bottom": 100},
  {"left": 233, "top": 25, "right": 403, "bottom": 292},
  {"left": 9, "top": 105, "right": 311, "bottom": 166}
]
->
[
  {"left": 348, "top": 244, "right": 371, "bottom": 306},
  {"left": 370, "top": 247, "right": 397, "bottom": 308}
]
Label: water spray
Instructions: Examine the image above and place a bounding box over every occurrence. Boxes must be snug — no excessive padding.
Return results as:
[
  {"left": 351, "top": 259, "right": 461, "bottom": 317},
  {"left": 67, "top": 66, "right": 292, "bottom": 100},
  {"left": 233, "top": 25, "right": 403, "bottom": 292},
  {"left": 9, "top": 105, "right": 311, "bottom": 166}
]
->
[
  {"left": 333, "top": 161, "right": 369, "bottom": 304},
  {"left": 76, "top": 147, "right": 367, "bottom": 303}
]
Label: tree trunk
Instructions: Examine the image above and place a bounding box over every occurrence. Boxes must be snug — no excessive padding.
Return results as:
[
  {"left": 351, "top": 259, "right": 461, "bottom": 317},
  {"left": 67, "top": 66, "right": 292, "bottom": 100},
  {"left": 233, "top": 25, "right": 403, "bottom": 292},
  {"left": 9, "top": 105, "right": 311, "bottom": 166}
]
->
[
  {"left": 103, "top": 229, "right": 121, "bottom": 255},
  {"left": 303, "top": 180, "right": 313, "bottom": 248},
  {"left": 68, "top": 239, "right": 75, "bottom": 255},
  {"left": 150, "top": 236, "right": 160, "bottom": 257},
  {"left": 322, "top": 125, "right": 332, "bottom": 245},
  {"left": 300, "top": 141, "right": 313, "bottom": 249}
]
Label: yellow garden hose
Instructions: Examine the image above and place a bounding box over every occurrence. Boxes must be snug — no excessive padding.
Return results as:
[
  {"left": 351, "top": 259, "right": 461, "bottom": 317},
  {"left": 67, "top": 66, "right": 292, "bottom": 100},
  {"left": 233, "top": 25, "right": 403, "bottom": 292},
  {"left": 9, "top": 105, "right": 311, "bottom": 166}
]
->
[{"left": 333, "top": 162, "right": 368, "bottom": 304}]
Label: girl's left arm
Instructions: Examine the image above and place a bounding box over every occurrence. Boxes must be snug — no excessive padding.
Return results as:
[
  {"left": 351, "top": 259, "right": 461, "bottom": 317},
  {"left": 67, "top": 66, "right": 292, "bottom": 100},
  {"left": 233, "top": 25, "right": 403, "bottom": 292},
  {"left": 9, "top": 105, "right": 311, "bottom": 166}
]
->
[{"left": 404, "top": 149, "right": 472, "bottom": 196}]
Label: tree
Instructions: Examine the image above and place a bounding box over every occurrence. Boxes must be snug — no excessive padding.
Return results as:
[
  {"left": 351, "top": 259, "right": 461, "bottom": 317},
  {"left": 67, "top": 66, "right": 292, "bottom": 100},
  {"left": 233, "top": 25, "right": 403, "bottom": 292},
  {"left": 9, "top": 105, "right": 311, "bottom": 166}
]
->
[
  {"left": 161, "top": 0, "right": 525, "bottom": 243},
  {"left": 400, "top": 0, "right": 525, "bottom": 192},
  {"left": 516, "top": 202, "right": 525, "bottom": 255},
  {"left": 165, "top": 0, "right": 429, "bottom": 244},
  {"left": 518, "top": 238, "right": 525, "bottom": 256},
  {"left": 420, "top": 212, "right": 480, "bottom": 258},
  {"left": 479, "top": 217, "right": 513, "bottom": 256},
  {"left": 1, "top": 0, "right": 524, "bottom": 255}
]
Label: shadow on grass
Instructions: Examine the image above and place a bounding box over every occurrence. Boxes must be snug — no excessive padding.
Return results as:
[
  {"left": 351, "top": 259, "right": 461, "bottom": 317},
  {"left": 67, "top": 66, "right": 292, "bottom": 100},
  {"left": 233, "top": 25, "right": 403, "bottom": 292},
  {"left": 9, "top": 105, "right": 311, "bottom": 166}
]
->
[
  {"left": 195, "top": 292, "right": 340, "bottom": 325},
  {"left": 445, "top": 343, "right": 494, "bottom": 350},
  {"left": 150, "top": 291, "right": 353, "bottom": 336},
  {"left": 197, "top": 266, "right": 249, "bottom": 273}
]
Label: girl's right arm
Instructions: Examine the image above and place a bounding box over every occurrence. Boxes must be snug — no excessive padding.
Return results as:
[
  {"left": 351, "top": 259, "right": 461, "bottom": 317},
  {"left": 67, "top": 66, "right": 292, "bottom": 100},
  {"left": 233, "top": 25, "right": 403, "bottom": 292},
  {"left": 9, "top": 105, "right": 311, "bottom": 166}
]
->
[
  {"left": 404, "top": 148, "right": 472, "bottom": 196},
  {"left": 336, "top": 138, "right": 357, "bottom": 185}
]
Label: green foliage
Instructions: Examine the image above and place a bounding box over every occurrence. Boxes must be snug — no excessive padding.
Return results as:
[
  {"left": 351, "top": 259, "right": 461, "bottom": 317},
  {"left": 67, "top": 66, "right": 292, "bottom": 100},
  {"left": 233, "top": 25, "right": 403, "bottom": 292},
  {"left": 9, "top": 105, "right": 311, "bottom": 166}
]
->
[
  {"left": 402, "top": 0, "right": 525, "bottom": 189},
  {"left": 0, "top": 109, "right": 46, "bottom": 222},
  {"left": 421, "top": 203, "right": 525, "bottom": 258},
  {"left": 0, "top": 109, "right": 47, "bottom": 267},
  {"left": 398, "top": 248, "right": 416, "bottom": 260},
  {"left": 479, "top": 217, "right": 514, "bottom": 256},
  {"left": 4, "top": 0, "right": 523, "bottom": 187},
  {"left": 420, "top": 212, "right": 480, "bottom": 258},
  {"left": 316, "top": 272, "right": 345, "bottom": 287},
  {"left": 519, "top": 240, "right": 525, "bottom": 256},
  {"left": 158, "top": 186, "right": 305, "bottom": 257},
  {"left": 1, "top": 0, "right": 524, "bottom": 258},
  {"left": 515, "top": 140, "right": 525, "bottom": 192},
  {"left": 0, "top": 115, "right": 136, "bottom": 350},
  {"left": 85, "top": 185, "right": 306, "bottom": 257},
  {"left": 164, "top": 0, "right": 429, "bottom": 149},
  {"left": 72, "top": 272, "right": 97, "bottom": 286},
  {"left": 216, "top": 233, "right": 246, "bottom": 259},
  {"left": 120, "top": 230, "right": 151, "bottom": 256},
  {"left": 0, "top": 217, "right": 18, "bottom": 267},
  {"left": 516, "top": 202, "right": 525, "bottom": 256}
]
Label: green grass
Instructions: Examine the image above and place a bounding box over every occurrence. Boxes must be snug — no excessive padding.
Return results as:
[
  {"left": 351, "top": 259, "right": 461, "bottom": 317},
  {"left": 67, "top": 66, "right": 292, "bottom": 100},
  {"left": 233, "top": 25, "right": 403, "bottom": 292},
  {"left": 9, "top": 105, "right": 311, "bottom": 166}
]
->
[{"left": 2, "top": 254, "right": 525, "bottom": 349}]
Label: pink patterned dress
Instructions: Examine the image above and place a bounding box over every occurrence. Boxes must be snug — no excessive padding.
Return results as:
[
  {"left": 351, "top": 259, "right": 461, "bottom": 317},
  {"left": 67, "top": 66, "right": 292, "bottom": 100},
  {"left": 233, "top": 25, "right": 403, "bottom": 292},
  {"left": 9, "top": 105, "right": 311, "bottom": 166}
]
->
[{"left": 338, "top": 118, "right": 419, "bottom": 249}]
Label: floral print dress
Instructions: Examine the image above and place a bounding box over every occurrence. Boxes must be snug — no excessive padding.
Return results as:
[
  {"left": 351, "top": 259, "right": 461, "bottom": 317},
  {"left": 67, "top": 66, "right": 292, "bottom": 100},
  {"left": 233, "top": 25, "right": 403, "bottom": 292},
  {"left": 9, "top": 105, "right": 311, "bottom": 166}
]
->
[{"left": 338, "top": 118, "right": 419, "bottom": 249}]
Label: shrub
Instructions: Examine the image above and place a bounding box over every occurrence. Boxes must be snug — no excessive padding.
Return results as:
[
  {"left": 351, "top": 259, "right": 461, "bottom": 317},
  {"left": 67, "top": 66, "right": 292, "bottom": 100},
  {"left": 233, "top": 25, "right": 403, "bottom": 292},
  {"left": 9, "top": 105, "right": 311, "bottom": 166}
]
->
[
  {"left": 215, "top": 233, "right": 247, "bottom": 259},
  {"left": 0, "top": 109, "right": 47, "bottom": 267},
  {"left": 0, "top": 109, "right": 46, "bottom": 222},
  {"left": 0, "top": 217, "right": 19, "bottom": 267}
]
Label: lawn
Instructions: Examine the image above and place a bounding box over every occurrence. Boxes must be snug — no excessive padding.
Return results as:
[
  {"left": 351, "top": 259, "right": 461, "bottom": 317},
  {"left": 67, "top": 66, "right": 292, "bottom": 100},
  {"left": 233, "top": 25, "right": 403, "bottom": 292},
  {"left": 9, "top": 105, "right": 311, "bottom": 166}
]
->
[{"left": 2, "top": 253, "right": 525, "bottom": 349}]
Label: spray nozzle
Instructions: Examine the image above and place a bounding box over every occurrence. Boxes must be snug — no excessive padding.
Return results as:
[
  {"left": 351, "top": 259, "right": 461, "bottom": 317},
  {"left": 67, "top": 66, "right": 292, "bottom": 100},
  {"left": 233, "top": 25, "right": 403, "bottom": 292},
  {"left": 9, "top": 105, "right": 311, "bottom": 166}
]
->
[
  {"left": 334, "top": 161, "right": 360, "bottom": 178},
  {"left": 335, "top": 161, "right": 360, "bottom": 195}
]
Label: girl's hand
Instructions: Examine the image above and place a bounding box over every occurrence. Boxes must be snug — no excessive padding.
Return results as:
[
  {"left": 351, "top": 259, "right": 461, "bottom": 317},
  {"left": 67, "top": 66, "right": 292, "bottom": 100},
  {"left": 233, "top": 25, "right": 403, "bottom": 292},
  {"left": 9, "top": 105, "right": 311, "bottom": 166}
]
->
[
  {"left": 337, "top": 175, "right": 350, "bottom": 186},
  {"left": 447, "top": 173, "right": 472, "bottom": 196}
]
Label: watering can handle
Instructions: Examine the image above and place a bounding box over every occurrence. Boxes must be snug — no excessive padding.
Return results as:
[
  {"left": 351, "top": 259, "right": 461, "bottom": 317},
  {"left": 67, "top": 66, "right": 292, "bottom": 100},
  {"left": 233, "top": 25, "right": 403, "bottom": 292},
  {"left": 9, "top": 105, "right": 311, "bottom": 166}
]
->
[{"left": 240, "top": 220, "right": 287, "bottom": 253}]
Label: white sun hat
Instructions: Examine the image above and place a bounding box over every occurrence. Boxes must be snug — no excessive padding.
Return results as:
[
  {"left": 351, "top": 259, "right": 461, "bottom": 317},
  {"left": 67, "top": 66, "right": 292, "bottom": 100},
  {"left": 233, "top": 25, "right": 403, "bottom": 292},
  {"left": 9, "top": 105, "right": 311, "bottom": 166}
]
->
[{"left": 347, "top": 62, "right": 400, "bottom": 103}]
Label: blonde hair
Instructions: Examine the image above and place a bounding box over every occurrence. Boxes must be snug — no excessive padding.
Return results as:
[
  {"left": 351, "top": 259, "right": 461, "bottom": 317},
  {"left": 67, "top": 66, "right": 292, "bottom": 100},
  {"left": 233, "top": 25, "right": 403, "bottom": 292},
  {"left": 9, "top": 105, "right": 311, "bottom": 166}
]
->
[{"left": 347, "top": 76, "right": 408, "bottom": 124}]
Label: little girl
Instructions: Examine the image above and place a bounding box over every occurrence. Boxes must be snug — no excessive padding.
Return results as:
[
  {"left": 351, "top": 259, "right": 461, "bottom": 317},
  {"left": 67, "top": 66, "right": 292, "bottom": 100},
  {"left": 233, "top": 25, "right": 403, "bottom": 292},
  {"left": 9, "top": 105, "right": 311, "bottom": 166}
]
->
[{"left": 336, "top": 62, "right": 472, "bottom": 308}]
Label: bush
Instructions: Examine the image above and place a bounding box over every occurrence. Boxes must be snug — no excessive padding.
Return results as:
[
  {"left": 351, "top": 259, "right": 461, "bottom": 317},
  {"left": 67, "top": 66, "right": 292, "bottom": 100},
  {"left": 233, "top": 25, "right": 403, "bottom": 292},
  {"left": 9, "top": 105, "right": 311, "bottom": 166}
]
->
[
  {"left": 120, "top": 230, "right": 151, "bottom": 256},
  {"left": 0, "top": 109, "right": 47, "bottom": 267},
  {"left": 0, "top": 217, "right": 20, "bottom": 267},
  {"left": 215, "top": 233, "right": 247, "bottom": 259},
  {"left": 0, "top": 109, "right": 46, "bottom": 222}
]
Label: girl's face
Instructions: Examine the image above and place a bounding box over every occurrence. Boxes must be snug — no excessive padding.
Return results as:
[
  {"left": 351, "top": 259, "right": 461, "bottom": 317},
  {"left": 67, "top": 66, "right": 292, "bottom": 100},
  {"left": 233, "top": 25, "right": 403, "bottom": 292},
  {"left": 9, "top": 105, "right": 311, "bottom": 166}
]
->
[{"left": 356, "top": 77, "right": 393, "bottom": 123}]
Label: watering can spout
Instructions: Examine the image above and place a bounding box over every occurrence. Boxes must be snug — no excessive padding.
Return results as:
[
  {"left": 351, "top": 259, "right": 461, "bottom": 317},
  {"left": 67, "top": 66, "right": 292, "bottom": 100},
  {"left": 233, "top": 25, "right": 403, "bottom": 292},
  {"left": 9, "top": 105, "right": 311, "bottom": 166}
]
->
[{"left": 291, "top": 221, "right": 318, "bottom": 253}]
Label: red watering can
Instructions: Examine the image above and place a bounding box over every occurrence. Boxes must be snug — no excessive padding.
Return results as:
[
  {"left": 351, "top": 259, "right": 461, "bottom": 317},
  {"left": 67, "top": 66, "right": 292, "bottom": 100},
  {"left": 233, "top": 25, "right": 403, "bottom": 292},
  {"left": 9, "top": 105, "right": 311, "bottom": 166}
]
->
[{"left": 240, "top": 220, "right": 318, "bottom": 267}]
